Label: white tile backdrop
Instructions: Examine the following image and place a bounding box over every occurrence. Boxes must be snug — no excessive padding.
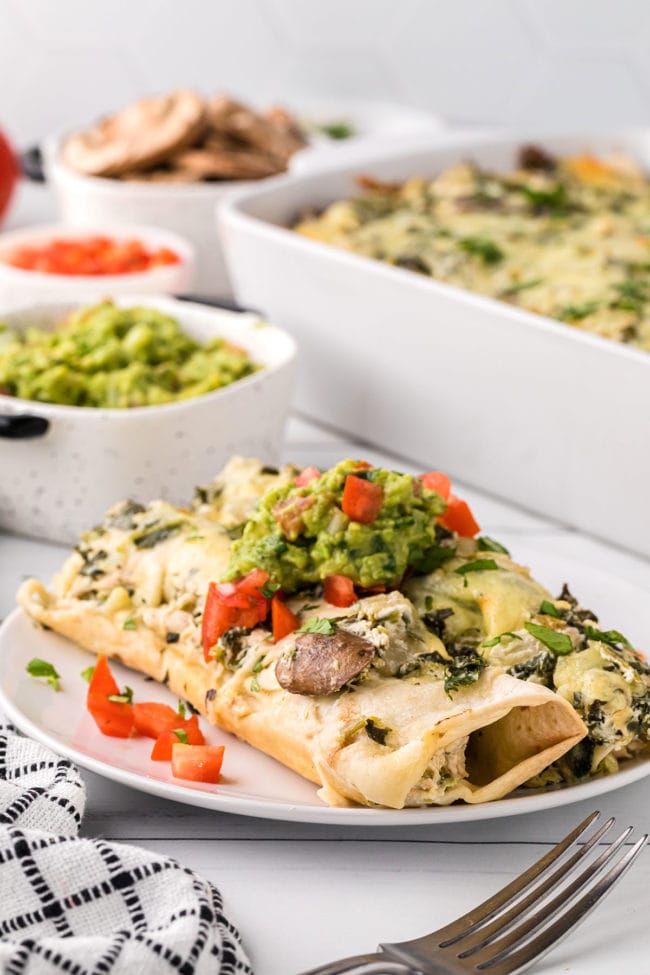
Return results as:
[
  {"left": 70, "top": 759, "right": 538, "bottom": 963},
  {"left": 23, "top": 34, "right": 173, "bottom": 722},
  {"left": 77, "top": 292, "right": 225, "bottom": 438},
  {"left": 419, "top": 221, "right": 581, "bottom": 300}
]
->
[{"left": 2, "top": 0, "right": 650, "bottom": 148}]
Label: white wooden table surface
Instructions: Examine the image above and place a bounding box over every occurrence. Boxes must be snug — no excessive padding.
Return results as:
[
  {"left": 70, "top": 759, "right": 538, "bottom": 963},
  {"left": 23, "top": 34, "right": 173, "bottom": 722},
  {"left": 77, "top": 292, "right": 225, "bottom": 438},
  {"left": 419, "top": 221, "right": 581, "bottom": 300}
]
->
[{"left": 0, "top": 182, "right": 648, "bottom": 974}]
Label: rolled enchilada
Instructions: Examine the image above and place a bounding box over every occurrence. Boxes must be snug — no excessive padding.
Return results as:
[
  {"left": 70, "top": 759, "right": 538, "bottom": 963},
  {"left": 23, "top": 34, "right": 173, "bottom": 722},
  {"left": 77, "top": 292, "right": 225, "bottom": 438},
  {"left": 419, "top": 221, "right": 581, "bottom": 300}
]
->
[{"left": 16, "top": 459, "right": 596, "bottom": 809}]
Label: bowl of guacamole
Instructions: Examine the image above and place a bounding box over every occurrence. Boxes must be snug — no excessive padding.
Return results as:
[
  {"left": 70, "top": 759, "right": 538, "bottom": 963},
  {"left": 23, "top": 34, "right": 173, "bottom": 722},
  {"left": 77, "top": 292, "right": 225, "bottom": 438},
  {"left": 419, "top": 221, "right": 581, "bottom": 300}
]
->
[
  {"left": 0, "top": 300, "right": 259, "bottom": 408},
  {"left": 0, "top": 296, "right": 297, "bottom": 544}
]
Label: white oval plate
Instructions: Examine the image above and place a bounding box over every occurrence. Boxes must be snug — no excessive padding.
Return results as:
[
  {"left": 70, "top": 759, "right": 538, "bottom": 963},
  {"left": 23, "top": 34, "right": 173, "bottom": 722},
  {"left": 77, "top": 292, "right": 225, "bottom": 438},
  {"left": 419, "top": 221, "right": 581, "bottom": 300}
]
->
[{"left": 1, "top": 544, "right": 648, "bottom": 825}]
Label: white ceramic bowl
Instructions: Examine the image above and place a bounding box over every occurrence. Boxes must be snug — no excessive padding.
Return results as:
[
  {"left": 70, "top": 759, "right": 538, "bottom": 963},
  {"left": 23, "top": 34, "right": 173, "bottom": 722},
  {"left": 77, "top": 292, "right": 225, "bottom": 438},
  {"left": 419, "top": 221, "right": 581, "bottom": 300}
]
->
[
  {"left": 0, "top": 223, "right": 195, "bottom": 309},
  {"left": 44, "top": 99, "right": 444, "bottom": 299},
  {"left": 219, "top": 128, "right": 650, "bottom": 560},
  {"left": 0, "top": 295, "right": 297, "bottom": 543}
]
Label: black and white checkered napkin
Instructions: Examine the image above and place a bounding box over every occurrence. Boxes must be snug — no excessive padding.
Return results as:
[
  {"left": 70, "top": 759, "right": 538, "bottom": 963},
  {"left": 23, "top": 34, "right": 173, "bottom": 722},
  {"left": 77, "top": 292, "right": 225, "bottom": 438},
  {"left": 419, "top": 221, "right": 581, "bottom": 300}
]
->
[{"left": 0, "top": 725, "right": 252, "bottom": 974}]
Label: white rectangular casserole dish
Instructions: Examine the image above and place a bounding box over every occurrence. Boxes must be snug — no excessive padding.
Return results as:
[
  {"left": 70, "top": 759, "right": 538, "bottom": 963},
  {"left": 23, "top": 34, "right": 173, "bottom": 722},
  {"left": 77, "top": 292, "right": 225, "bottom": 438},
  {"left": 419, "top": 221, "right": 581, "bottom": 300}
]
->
[{"left": 218, "top": 129, "right": 650, "bottom": 558}]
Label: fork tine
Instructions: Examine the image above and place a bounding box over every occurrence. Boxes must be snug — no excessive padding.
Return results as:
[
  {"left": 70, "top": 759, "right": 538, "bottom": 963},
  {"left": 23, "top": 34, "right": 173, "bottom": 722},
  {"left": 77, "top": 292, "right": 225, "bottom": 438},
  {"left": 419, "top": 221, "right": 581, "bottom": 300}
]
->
[
  {"left": 462, "top": 824, "right": 631, "bottom": 962},
  {"left": 432, "top": 811, "right": 601, "bottom": 947},
  {"left": 298, "top": 952, "right": 413, "bottom": 975},
  {"left": 477, "top": 833, "right": 648, "bottom": 975}
]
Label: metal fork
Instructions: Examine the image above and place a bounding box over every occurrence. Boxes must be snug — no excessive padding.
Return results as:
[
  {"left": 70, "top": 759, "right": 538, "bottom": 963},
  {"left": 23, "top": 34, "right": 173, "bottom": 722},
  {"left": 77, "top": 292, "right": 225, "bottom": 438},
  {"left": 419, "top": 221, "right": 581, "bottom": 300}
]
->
[{"left": 299, "top": 811, "right": 647, "bottom": 975}]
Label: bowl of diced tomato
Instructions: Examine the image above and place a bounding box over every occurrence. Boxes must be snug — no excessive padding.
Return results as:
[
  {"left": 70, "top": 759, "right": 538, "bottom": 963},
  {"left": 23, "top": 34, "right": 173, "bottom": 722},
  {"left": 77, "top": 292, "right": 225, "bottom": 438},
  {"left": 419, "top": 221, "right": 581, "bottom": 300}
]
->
[{"left": 0, "top": 223, "right": 195, "bottom": 307}]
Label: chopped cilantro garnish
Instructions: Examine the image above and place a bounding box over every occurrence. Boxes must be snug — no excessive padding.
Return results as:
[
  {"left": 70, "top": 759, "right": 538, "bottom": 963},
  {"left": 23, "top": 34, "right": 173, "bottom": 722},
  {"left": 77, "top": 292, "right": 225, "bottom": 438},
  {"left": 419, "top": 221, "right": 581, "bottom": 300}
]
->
[
  {"left": 501, "top": 278, "right": 543, "bottom": 297},
  {"left": 583, "top": 626, "right": 634, "bottom": 651},
  {"left": 482, "top": 631, "right": 522, "bottom": 648},
  {"left": 26, "top": 658, "right": 61, "bottom": 691},
  {"left": 540, "top": 600, "right": 561, "bottom": 618},
  {"left": 457, "top": 236, "right": 504, "bottom": 265},
  {"left": 525, "top": 622, "right": 573, "bottom": 656},
  {"left": 172, "top": 728, "right": 189, "bottom": 744},
  {"left": 122, "top": 618, "right": 136, "bottom": 631},
  {"left": 250, "top": 676, "right": 260, "bottom": 692},
  {"left": 319, "top": 121, "right": 354, "bottom": 140},
  {"left": 477, "top": 536, "right": 510, "bottom": 555},
  {"left": 455, "top": 558, "right": 498, "bottom": 586},
  {"left": 296, "top": 617, "right": 337, "bottom": 635},
  {"left": 411, "top": 545, "right": 456, "bottom": 573},
  {"left": 611, "top": 278, "right": 647, "bottom": 314},
  {"left": 559, "top": 301, "right": 600, "bottom": 322},
  {"left": 260, "top": 581, "right": 281, "bottom": 599},
  {"left": 81, "top": 665, "right": 95, "bottom": 683},
  {"left": 177, "top": 700, "right": 186, "bottom": 719},
  {"left": 515, "top": 182, "right": 572, "bottom": 214},
  {"left": 107, "top": 686, "right": 134, "bottom": 704}
]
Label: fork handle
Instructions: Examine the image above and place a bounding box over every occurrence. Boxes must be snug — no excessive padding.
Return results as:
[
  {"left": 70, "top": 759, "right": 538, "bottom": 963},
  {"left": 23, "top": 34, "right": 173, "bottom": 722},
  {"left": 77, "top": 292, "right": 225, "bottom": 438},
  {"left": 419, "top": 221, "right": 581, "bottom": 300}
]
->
[{"left": 298, "top": 951, "right": 416, "bottom": 974}]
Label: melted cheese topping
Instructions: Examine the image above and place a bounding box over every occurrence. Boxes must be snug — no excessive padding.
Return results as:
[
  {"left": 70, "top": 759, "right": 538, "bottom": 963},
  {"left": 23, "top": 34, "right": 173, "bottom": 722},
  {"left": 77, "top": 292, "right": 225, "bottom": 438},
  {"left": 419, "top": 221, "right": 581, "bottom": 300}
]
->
[{"left": 296, "top": 152, "right": 650, "bottom": 351}]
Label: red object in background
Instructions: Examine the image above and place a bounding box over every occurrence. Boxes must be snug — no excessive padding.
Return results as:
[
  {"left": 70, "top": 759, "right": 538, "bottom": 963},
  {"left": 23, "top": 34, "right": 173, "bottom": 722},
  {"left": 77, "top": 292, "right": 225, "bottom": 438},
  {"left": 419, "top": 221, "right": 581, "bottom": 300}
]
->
[
  {"left": 4, "top": 235, "right": 180, "bottom": 275},
  {"left": 0, "top": 130, "right": 18, "bottom": 223}
]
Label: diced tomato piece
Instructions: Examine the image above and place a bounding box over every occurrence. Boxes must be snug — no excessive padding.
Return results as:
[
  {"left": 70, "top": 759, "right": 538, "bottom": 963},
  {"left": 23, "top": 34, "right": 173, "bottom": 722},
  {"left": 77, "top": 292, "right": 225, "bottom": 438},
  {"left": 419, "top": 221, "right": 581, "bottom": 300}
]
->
[
  {"left": 151, "top": 730, "right": 183, "bottom": 761},
  {"left": 419, "top": 471, "right": 452, "bottom": 501},
  {"left": 86, "top": 655, "right": 133, "bottom": 738},
  {"left": 150, "top": 246, "right": 180, "bottom": 267},
  {"left": 151, "top": 716, "right": 205, "bottom": 761},
  {"left": 182, "top": 714, "right": 206, "bottom": 746},
  {"left": 439, "top": 495, "right": 480, "bottom": 538},
  {"left": 133, "top": 701, "right": 180, "bottom": 739},
  {"left": 3, "top": 236, "right": 180, "bottom": 276},
  {"left": 271, "top": 594, "right": 300, "bottom": 642},
  {"left": 342, "top": 475, "right": 384, "bottom": 524},
  {"left": 295, "top": 465, "right": 321, "bottom": 488},
  {"left": 324, "top": 574, "right": 357, "bottom": 608},
  {"left": 171, "top": 744, "right": 225, "bottom": 784},
  {"left": 236, "top": 569, "right": 270, "bottom": 597},
  {"left": 87, "top": 655, "right": 120, "bottom": 697},
  {"left": 202, "top": 575, "right": 271, "bottom": 662}
]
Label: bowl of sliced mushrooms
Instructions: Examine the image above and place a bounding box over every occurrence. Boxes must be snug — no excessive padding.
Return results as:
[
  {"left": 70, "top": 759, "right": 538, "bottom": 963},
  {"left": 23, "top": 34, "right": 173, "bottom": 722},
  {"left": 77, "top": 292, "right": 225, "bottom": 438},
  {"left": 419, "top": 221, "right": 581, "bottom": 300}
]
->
[{"left": 45, "top": 90, "right": 309, "bottom": 299}]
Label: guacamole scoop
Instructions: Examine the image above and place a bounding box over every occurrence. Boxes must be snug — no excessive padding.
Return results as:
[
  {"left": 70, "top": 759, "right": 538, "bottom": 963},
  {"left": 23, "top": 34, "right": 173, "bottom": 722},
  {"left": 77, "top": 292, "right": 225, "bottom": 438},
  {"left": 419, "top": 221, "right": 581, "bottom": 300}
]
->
[
  {"left": 0, "top": 300, "right": 258, "bottom": 408},
  {"left": 226, "top": 459, "right": 448, "bottom": 591}
]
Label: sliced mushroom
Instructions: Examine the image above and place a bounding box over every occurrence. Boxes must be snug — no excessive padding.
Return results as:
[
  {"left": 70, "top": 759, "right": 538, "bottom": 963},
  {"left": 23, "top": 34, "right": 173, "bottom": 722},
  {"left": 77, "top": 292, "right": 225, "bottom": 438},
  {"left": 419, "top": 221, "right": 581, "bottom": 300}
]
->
[
  {"left": 173, "top": 145, "right": 282, "bottom": 181},
  {"left": 63, "top": 90, "right": 206, "bottom": 177},
  {"left": 262, "top": 105, "right": 307, "bottom": 155},
  {"left": 275, "top": 630, "right": 376, "bottom": 696},
  {"left": 206, "top": 95, "right": 297, "bottom": 167}
]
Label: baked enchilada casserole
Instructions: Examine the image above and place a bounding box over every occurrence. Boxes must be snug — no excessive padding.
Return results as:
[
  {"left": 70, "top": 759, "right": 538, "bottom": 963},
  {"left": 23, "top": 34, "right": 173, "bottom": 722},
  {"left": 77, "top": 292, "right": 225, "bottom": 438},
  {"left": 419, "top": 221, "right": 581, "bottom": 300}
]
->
[{"left": 295, "top": 146, "right": 650, "bottom": 351}]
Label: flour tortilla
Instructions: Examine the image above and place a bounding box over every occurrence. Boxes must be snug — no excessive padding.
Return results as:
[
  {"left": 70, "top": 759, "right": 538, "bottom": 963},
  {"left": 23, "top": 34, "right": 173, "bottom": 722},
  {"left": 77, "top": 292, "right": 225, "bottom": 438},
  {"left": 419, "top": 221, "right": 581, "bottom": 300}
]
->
[{"left": 18, "top": 548, "right": 585, "bottom": 810}]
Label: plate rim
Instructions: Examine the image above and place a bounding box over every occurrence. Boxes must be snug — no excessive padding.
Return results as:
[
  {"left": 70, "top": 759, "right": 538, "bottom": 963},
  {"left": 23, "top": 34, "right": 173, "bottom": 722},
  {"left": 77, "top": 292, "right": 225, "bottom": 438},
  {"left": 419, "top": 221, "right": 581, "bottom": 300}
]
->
[{"left": 1, "top": 605, "right": 648, "bottom": 826}]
